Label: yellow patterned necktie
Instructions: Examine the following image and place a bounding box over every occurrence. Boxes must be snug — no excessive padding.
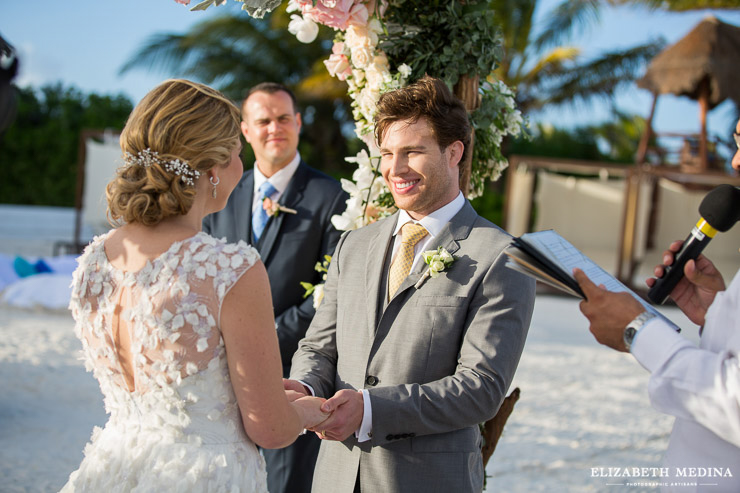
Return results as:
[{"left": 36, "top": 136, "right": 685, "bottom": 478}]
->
[{"left": 388, "top": 222, "right": 428, "bottom": 299}]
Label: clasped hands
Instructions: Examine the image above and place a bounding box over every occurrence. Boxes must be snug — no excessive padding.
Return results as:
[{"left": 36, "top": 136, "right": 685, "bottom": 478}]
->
[{"left": 284, "top": 379, "right": 365, "bottom": 442}]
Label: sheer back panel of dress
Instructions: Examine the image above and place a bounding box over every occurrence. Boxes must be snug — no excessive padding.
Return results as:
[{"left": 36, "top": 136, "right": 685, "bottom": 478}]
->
[
  {"left": 70, "top": 232, "right": 259, "bottom": 396},
  {"left": 63, "top": 232, "right": 271, "bottom": 492}
]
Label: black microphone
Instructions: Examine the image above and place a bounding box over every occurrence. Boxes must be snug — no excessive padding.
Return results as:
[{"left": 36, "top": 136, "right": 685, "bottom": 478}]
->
[{"left": 648, "top": 184, "right": 740, "bottom": 305}]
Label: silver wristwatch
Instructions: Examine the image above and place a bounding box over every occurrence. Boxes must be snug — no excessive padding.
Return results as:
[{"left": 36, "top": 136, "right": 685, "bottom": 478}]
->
[{"left": 623, "top": 311, "right": 656, "bottom": 351}]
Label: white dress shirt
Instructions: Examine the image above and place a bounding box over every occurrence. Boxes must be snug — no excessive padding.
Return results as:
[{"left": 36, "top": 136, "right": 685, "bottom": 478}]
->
[
  {"left": 631, "top": 269, "right": 740, "bottom": 492},
  {"left": 355, "top": 192, "right": 466, "bottom": 442},
  {"left": 251, "top": 152, "right": 301, "bottom": 213}
]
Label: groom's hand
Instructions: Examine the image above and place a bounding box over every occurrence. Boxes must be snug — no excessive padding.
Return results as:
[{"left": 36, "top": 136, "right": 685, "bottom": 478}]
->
[
  {"left": 283, "top": 378, "right": 310, "bottom": 397},
  {"left": 311, "top": 389, "right": 364, "bottom": 442}
]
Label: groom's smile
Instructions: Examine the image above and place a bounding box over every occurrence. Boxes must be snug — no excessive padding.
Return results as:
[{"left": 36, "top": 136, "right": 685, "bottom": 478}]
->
[{"left": 391, "top": 179, "right": 420, "bottom": 194}]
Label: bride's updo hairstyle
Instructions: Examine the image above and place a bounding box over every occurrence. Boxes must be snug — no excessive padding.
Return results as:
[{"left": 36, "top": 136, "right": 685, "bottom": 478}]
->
[{"left": 107, "top": 79, "right": 240, "bottom": 226}]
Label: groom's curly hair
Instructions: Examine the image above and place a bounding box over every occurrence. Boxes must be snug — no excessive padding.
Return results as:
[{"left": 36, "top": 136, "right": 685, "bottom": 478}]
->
[
  {"left": 107, "top": 79, "right": 240, "bottom": 226},
  {"left": 374, "top": 76, "right": 471, "bottom": 173}
]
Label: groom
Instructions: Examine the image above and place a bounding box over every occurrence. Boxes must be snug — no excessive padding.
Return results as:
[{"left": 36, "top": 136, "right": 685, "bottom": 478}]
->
[
  {"left": 203, "top": 82, "right": 346, "bottom": 493},
  {"left": 286, "top": 76, "right": 536, "bottom": 492}
]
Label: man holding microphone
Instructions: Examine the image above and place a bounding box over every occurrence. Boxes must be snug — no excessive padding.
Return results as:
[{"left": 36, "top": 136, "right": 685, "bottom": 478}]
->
[{"left": 574, "top": 119, "right": 740, "bottom": 492}]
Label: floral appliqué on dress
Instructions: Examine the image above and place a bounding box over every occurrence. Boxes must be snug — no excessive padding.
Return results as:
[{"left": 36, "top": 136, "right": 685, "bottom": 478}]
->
[{"left": 61, "top": 232, "right": 268, "bottom": 493}]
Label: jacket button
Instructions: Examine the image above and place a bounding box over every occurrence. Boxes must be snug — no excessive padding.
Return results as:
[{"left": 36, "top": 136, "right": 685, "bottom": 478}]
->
[{"left": 365, "top": 375, "right": 378, "bottom": 386}]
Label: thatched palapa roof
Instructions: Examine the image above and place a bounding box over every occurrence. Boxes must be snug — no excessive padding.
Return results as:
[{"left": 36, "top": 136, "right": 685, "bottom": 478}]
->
[{"left": 637, "top": 15, "right": 740, "bottom": 109}]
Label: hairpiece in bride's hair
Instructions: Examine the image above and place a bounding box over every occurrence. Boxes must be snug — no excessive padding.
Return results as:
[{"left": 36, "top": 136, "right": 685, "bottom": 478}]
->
[{"left": 123, "top": 148, "right": 201, "bottom": 186}]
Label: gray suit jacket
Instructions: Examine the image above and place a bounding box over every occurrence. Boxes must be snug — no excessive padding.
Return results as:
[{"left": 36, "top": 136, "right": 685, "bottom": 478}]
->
[
  {"left": 290, "top": 201, "right": 536, "bottom": 493},
  {"left": 203, "top": 161, "right": 347, "bottom": 376}
]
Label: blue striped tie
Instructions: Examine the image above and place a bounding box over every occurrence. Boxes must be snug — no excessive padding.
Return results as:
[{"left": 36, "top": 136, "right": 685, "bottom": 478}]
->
[{"left": 252, "top": 181, "right": 277, "bottom": 242}]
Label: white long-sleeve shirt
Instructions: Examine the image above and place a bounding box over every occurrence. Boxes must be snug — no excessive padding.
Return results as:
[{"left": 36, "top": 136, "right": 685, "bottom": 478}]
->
[{"left": 631, "top": 269, "right": 740, "bottom": 492}]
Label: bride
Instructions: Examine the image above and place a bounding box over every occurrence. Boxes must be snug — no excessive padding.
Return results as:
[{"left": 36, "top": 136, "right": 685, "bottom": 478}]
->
[{"left": 61, "top": 79, "right": 328, "bottom": 492}]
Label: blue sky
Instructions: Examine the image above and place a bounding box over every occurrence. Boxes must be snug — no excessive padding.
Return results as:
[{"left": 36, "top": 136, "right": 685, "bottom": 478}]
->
[{"left": 4, "top": 1, "right": 740, "bottom": 141}]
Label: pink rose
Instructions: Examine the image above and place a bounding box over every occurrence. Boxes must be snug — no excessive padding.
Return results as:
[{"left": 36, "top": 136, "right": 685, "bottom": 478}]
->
[
  {"left": 263, "top": 197, "right": 280, "bottom": 216},
  {"left": 347, "top": 3, "right": 369, "bottom": 26},
  {"left": 324, "top": 53, "right": 352, "bottom": 81},
  {"left": 174, "top": 0, "right": 190, "bottom": 4},
  {"left": 303, "top": 0, "right": 355, "bottom": 30},
  {"left": 332, "top": 41, "right": 347, "bottom": 55}
]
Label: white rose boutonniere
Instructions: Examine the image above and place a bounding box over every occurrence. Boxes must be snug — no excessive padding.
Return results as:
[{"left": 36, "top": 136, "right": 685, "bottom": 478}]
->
[
  {"left": 415, "top": 247, "right": 455, "bottom": 289},
  {"left": 263, "top": 197, "right": 297, "bottom": 217}
]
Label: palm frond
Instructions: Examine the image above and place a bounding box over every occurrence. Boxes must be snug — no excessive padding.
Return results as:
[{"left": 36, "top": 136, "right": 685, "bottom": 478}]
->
[
  {"left": 540, "top": 40, "right": 664, "bottom": 109},
  {"left": 609, "top": 0, "right": 740, "bottom": 10},
  {"left": 532, "top": 0, "right": 602, "bottom": 51},
  {"left": 516, "top": 46, "right": 580, "bottom": 87}
]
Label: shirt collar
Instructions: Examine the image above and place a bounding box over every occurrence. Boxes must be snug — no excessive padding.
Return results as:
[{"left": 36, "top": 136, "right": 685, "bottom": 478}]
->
[
  {"left": 253, "top": 152, "right": 301, "bottom": 195},
  {"left": 393, "top": 191, "right": 465, "bottom": 238}
]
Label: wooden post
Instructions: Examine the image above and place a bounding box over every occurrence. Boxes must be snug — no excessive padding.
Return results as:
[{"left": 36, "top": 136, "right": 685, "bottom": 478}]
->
[
  {"left": 453, "top": 74, "right": 480, "bottom": 197},
  {"left": 616, "top": 166, "right": 642, "bottom": 284},
  {"left": 698, "top": 77, "right": 710, "bottom": 171},
  {"left": 635, "top": 93, "right": 658, "bottom": 165}
]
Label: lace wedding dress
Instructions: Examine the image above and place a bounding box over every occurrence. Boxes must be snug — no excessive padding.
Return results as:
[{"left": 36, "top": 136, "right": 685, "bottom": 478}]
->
[{"left": 61, "top": 232, "right": 268, "bottom": 493}]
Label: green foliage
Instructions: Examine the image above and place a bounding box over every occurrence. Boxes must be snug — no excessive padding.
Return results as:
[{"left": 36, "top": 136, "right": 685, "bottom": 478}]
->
[
  {"left": 380, "top": 0, "right": 503, "bottom": 87},
  {"left": 0, "top": 84, "right": 133, "bottom": 206},
  {"left": 508, "top": 117, "right": 645, "bottom": 164},
  {"left": 586, "top": 110, "right": 646, "bottom": 162},
  {"left": 379, "top": 1, "right": 522, "bottom": 198},
  {"left": 469, "top": 186, "right": 505, "bottom": 225},
  {"left": 508, "top": 122, "right": 606, "bottom": 160}
]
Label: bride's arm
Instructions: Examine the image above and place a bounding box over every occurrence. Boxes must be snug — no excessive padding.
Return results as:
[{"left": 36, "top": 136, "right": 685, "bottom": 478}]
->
[{"left": 221, "top": 260, "right": 328, "bottom": 449}]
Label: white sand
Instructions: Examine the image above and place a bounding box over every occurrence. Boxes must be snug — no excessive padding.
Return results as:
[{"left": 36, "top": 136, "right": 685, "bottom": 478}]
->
[
  {"left": 0, "top": 294, "right": 697, "bottom": 492},
  {"left": 0, "top": 204, "right": 701, "bottom": 491}
]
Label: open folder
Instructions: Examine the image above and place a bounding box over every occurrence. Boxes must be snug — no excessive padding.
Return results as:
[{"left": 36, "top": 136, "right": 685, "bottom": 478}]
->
[{"left": 505, "top": 230, "right": 679, "bottom": 330}]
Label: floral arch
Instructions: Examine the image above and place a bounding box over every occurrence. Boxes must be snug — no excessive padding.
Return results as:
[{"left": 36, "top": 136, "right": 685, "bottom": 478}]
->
[{"left": 179, "top": 0, "right": 525, "bottom": 232}]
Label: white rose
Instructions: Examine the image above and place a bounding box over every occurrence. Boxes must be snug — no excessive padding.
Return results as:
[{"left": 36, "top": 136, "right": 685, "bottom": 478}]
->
[
  {"left": 364, "top": 63, "right": 385, "bottom": 90},
  {"left": 439, "top": 250, "right": 454, "bottom": 263},
  {"left": 352, "top": 69, "right": 366, "bottom": 85},
  {"left": 350, "top": 45, "right": 374, "bottom": 69},
  {"left": 345, "top": 24, "right": 377, "bottom": 49},
  {"left": 358, "top": 88, "right": 379, "bottom": 120},
  {"left": 431, "top": 260, "right": 445, "bottom": 273},
  {"left": 288, "top": 14, "right": 319, "bottom": 43}
]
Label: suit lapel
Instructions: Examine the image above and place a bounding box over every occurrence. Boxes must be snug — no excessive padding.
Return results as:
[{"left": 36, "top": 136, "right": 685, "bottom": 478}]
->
[
  {"left": 366, "top": 213, "right": 398, "bottom": 333},
  {"left": 257, "top": 162, "right": 308, "bottom": 260},
  {"left": 392, "top": 201, "right": 477, "bottom": 298},
  {"left": 236, "top": 171, "right": 255, "bottom": 247}
]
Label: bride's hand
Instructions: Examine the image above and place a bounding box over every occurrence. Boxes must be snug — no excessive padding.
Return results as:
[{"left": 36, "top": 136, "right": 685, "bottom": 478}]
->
[
  {"left": 285, "top": 389, "right": 305, "bottom": 402},
  {"left": 291, "top": 396, "right": 331, "bottom": 430}
]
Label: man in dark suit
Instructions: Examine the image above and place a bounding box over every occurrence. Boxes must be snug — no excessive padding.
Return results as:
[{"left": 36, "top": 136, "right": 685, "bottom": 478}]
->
[{"left": 203, "top": 82, "right": 347, "bottom": 493}]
